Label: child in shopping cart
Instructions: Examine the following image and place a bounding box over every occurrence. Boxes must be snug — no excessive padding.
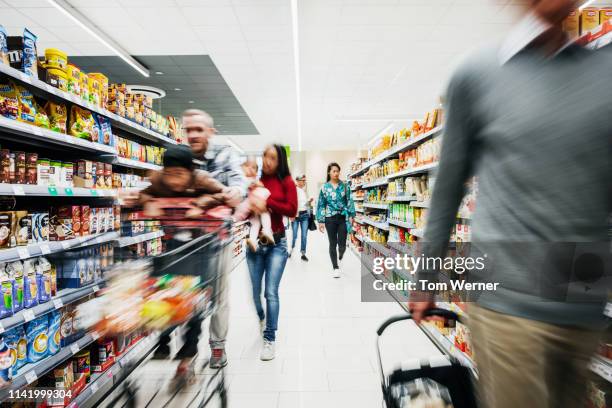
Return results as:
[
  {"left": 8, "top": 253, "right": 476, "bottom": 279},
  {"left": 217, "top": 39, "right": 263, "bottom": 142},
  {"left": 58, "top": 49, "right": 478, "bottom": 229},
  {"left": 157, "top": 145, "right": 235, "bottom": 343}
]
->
[
  {"left": 138, "top": 144, "right": 232, "bottom": 216},
  {"left": 233, "top": 158, "right": 274, "bottom": 251}
]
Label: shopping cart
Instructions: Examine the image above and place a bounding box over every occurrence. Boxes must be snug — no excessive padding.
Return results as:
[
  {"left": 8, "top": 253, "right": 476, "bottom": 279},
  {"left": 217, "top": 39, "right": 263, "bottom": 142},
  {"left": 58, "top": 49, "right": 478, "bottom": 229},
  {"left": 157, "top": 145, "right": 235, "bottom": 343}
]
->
[
  {"left": 376, "top": 308, "right": 478, "bottom": 408},
  {"left": 108, "top": 198, "right": 234, "bottom": 408}
]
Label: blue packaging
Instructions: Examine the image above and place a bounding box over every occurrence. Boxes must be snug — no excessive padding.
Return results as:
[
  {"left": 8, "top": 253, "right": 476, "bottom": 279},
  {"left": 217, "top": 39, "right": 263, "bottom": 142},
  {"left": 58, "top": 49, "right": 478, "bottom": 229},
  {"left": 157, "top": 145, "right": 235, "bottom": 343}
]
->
[
  {"left": 47, "top": 312, "right": 61, "bottom": 355},
  {"left": 36, "top": 259, "right": 51, "bottom": 304},
  {"left": 23, "top": 261, "right": 38, "bottom": 309},
  {"left": 21, "top": 28, "right": 38, "bottom": 78},
  {"left": 7, "top": 262, "right": 23, "bottom": 313},
  {"left": 0, "top": 337, "right": 12, "bottom": 381},
  {"left": 25, "top": 316, "right": 48, "bottom": 363},
  {"left": 57, "top": 250, "right": 87, "bottom": 288},
  {"left": 93, "top": 113, "right": 114, "bottom": 146},
  {"left": 0, "top": 278, "right": 12, "bottom": 319},
  {"left": 4, "top": 326, "right": 26, "bottom": 376}
]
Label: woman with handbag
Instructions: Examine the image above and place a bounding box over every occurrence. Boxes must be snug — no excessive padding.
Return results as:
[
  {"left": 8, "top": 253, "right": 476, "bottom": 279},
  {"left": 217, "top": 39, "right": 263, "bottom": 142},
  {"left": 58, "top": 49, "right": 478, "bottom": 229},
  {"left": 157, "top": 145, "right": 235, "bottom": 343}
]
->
[
  {"left": 289, "top": 175, "right": 312, "bottom": 261},
  {"left": 316, "top": 162, "right": 355, "bottom": 278}
]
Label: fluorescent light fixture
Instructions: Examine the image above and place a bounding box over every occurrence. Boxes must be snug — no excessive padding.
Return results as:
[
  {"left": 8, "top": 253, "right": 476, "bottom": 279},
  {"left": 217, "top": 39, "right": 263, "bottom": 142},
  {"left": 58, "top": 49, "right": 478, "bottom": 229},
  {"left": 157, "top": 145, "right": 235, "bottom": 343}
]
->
[
  {"left": 367, "top": 123, "right": 394, "bottom": 146},
  {"left": 188, "top": 100, "right": 195, "bottom": 104},
  {"left": 290, "top": 0, "right": 302, "bottom": 151},
  {"left": 579, "top": 0, "right": 597, "bottom": 10},
  {"left": 174, "top": 88, "right": 182, "bottom": 91},
  {"left": 337, "top": 118, "right": 416, "bottom": 122},
  {"left": 155, "top": 71, "right": 164, "bottom": 75},
  {"left": 46, "top": 0, "right": 149, "bottom": 77},
  {"left": 226, "top": 137, "right": 245, "bottom": 154}
]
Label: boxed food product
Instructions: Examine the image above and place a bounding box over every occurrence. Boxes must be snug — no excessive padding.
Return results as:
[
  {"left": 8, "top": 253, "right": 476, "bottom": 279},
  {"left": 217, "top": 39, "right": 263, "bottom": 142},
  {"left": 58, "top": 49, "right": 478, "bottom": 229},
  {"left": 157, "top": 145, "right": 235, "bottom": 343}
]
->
[
  {"left": 104, "top": 164, "right": 112, "bottom": 188},
  {"left": 563, "top": 9, "right": 580, "bottom": 39},
  {"left": 46, "top": 67, "right": 68, "bottom": 92},
  {"left": 54, "top": 360, "right": 74, "bottom": 390},
  {"left": 0, "top": 149, "right": 9, "bottom": 183},
  {"left": 75, "top": 160, "right": 93, "bottom": 188},
  {"left": 80, "top": 72, "right": 89, "bottom": 103},
  {"left": 95, "top": 162, "right": 105, "bottom": 189},
  {"left": 93, "top": 113, "right": 113, "bottom": 146},
  {"left": 0, "top": 212, "right": 12, "bottom": 248},
  {"left": 15, "top": 211, "right": 30, "bottom": 246},
  {"left": 601, "top": 8, "right": 612, "bottom": 24},
  {"left": 36, "top": 158, "right": 50, "bottom": 186},
  {"left": 57, "top": 250, "right": 87, "bottom": 288},
  {"left": 60, "top": 306, "right": 75, "bottom": 346},
  {"left": 69, "top": 106, "right": 96, "bottom": 141},
  {"left": 0, "top": 81, "right": 19, "bottom": 120},
  {"left": 73, "top": 349, "right": 90, "bottom": 383},
  {"left": 49, "top": 206, "right": 74, "bottom": 241},
  {"left": 81, "top": 206, "right": 90, "bottom": 236},
  {"left": 98, "top": 207, "right": 107, "bottom": 233},
  {"left": 66, "top": 64, "right": 81, "bottom": 96},
  {"left": 0, "top": 269, "right": 13, "bottom": 319},
  {"left": 90, "top": 208, "right": 97, "bottom": 235},
  {"left": 45, "top": 101, "right": 67, "bottom": 134},
  {"left": 15, "top": 151, "right": 25, "bottom": 184},
  {"left": 581, "top": 7, "right": 600, "bottom": 34},
  {"left": 26, "top": 153, "right": 37, "bottom": 185},
  {"left": 114, "top": 205, "right": 120, "bottom": 231},
  {"left": 25, "top": 316, "right": 48, "bottom": 363},
  {"left": 23, "top": 259, "right": 38, "bottom": 308}
]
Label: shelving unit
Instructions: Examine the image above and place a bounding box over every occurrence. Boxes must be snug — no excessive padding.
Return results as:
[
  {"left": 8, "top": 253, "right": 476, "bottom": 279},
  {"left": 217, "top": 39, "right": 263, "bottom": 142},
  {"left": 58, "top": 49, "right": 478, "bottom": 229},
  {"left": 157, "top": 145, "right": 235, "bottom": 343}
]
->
[
  {"left": 362, "top": 218, "right": 389, "bottom": 231},
  {"left": 363, "top": 202, "right": 388, "bottom": 210},
  {"left": 387, "top": 162, "right": 439, "bottom": 179},
  {"left": 117, "top": 230, "right": 164, "bottom": 247},
  {"left": 388, "top": 219, "right": 415, "bottom": 229},
  {"left": 387, "top": 195, "right": 416, "bottom": 202},
  {"left": 113, "top": 156, "right": 163, "bottom": 171},
  {"left": 361, "top": 178, "right": 388, "bottom": 189},
  {"left": 0, "top": 184, "right": 117, "bottom": 197},
  {"left": 411, "top": 201, "right": 430, "bottom": 208}
]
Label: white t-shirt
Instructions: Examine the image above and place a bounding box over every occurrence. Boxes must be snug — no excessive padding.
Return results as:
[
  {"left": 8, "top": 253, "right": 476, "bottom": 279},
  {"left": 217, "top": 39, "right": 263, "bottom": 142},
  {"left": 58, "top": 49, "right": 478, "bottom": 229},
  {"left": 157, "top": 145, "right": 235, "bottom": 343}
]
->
[{"left": 297, "top": 187, "right": 308, "bottom": 213}]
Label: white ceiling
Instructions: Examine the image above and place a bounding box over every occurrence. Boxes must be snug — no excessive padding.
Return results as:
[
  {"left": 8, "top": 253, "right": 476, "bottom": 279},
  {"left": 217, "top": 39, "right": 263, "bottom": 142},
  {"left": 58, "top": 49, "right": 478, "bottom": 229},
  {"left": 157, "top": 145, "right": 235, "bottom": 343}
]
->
[{"left": 1, "top": 0, "right": 604, "bottom": 151}]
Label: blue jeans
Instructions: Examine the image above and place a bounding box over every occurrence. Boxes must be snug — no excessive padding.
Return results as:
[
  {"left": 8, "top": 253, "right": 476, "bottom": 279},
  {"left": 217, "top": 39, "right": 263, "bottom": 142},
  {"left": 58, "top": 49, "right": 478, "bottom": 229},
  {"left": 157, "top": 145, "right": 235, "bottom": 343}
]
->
[
  {"left": 291, "top": 211, "right": 309, "bottom": 254},
  {"left": 246, "top": 237, "right": 288, "bottom": 342}
]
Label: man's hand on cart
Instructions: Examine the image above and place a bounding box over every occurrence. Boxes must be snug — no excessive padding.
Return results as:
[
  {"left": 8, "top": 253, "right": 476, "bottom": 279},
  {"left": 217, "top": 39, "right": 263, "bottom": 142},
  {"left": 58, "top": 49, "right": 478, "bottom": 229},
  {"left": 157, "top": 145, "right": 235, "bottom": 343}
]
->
[{"left": 409, "top": 291, "right": 436, "bottom": 324}]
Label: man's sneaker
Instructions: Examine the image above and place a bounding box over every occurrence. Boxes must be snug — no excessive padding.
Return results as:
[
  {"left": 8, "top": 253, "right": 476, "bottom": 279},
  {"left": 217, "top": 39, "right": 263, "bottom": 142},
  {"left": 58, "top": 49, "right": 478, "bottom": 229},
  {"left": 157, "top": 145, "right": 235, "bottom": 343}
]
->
[
  {"left": 209, "top": 348, "right": 227, "bottom": 369},
  {"left": 301, "top": 254, "right": 309, "bottom": 261},
  {"left": 260, "top": 340, "right": 275, "bottom": 361},
  {"left": 332, "top": 268, "right": 340, "bottom": 278}
]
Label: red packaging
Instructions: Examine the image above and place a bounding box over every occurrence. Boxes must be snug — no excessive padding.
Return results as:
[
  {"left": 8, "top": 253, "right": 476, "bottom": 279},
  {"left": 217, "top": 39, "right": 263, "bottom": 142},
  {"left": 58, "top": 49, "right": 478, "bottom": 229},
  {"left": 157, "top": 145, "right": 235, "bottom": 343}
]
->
[
  {"left": 59, "top": 206, "right": 80, "bottom": 237},
  {"left": 0, "top": 150, "right": 10, "bottom": 183},
  {"left": 81, "top": 206, "right": 90, "bottom": 236}
]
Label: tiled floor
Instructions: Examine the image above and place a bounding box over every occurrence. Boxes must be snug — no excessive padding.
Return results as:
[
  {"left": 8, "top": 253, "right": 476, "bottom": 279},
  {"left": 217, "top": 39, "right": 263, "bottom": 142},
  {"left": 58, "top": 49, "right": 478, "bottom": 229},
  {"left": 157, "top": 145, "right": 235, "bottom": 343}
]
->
[{"left": 135, "top": 233, "right": 441, "bottom": 408}]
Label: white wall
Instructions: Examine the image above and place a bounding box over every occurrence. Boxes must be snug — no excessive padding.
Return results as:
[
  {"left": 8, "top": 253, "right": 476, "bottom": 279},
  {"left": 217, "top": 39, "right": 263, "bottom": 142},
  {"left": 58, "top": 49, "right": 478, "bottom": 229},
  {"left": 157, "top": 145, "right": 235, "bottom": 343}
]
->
[{"left": 291, "top": 150, "right": 356, "bottom": 199}]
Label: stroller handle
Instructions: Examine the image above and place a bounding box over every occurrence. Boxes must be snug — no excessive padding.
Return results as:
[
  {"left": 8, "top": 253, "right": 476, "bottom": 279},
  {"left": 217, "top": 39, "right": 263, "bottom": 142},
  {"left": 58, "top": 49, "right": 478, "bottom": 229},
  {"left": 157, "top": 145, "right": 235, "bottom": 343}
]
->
[{"left": 376, "top": 308, "right": 460, "bottom": 336}]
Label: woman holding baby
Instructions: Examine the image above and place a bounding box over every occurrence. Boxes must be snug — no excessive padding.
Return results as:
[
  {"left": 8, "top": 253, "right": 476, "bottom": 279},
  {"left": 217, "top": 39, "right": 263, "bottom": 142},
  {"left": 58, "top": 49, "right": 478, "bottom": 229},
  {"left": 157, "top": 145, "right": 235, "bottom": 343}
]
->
[{"left": 245, "top": 144, "right": 297, "bottom": 362}]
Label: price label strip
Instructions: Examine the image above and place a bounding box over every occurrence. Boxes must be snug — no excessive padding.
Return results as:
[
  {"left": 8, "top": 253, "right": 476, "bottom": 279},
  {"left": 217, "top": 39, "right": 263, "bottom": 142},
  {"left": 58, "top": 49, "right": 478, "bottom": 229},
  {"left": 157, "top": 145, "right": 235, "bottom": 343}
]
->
[
  {"left": 61, "top": 241, "right": 72, "bottom": 250},
  {"left": 40, "top": 244, "right": 51, "bottom": 255},
  {"left": 23, "top": 309, "right": 35, "bottom": 322},
  {"left": 52, "top": 298, "right": 63, "bottom": 309},
  {"left": 70, "top": 343, "right": 80, "bottom": 355},
  {"left": 64, "top": 188, "right": 74, "bottom": 196},
  {"left": 17, "top": 247, "right": 30, "bottom": 260},
  {"left": 90, "top": 382, "right": 99, "bottom": 394},
  {"left": 24, "top": 370, "right": 38, "bottom": 384},
  {"left": 12, "top": 185, "right": 25, "bottom": 196}
]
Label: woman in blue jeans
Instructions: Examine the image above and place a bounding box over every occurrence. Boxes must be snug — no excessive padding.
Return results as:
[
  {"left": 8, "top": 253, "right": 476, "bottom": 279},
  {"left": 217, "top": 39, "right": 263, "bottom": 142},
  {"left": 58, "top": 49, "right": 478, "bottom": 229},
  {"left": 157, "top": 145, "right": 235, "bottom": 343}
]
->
[
  {"left": 246, "top": 144, "right": 297, "bottom": 361},
  {"left": 289, "top": 175, "right": 311, "bottom": 261}
]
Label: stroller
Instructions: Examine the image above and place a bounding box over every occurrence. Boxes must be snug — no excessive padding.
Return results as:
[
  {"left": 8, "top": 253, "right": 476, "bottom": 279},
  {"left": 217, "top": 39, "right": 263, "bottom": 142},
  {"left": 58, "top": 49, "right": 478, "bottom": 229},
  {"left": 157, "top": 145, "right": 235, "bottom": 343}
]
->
[{"left": 376, "top": 308, "right": 478, "bottom": 408}]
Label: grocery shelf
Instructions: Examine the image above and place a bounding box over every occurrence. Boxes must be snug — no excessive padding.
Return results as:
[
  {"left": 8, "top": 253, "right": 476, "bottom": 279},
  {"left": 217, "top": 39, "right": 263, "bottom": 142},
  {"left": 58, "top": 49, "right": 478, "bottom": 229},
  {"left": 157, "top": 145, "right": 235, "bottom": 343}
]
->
[
  {"left": 388, "top": 219, "right": 415, "bottom": 229},
  {"left": 0, "top": 116, "right": 117, "bottom": 154},
  {"left": 0, "top": 331, "right": 99, "bottom": 401},
  {"left": 436, "top": 301, "right": 468, "bottom": 319},
  {"left": 355, "top": 208, "right": 364, "bottom": 213},
  {"left": 363, "top": 202, "right": 388, "bottom": 210},
  {"left": 67, "top": 334, "right": 159, "bottom": 408},
  {"left": 590, "top": 355, "right": 612, "bottom": 383},
  {"left": 351, "top": 184, "right": 363, "bottom": 191},
  {"left": 363, "top": 218, "right": 389, "bottom": 231},
  {"left": 117, "top": 230, "right": 164, "bottom": 247},
  {"left": 363, "top": 238, "right": 391, "bottom": 257},
  {"left": 387, "top": 162, "right": 439, "bottom": 179},
  {"left": 113, "top": 156, "right": 162, "bottom": 171},
  {"left": 0, "top": 63, "right": 176, "bottom": 147},
  {"left": 387, "top": 241, "right": 408, "bottom": 252},
  {"left": 421, "top": 324, "right": 476, "bottom": 374},
  {"left": 0, "top": 184, "right": 117, "bottom": 198},
  {"left": 354, "top": 218, "right": 365, "bottom": 225},
  {"left": 0, "top": 231, "right": 120, "bottom": 263},
  {"left": 352, "top": 197, "right": 364, "bottom": 201},
  {"left": 411, "top": 201, "right": 430, "bottom": 208},
  {"left": 586, "top": 27, "right": 612, "bottom": 50},
  {"left": 348, "top": 126, "right": 444, "bottom": 178},
  {"left": 362, "top": 178, "right": 388, "bottom": 188},
  {"left": 0, "top": 282, "right": 104, "bottom": 334},
  {"left": 354, "top": 234, "right": 364, "bottom": 242},
  {"left": 388, "top": 195, "right": 416, "bottom": 202}
]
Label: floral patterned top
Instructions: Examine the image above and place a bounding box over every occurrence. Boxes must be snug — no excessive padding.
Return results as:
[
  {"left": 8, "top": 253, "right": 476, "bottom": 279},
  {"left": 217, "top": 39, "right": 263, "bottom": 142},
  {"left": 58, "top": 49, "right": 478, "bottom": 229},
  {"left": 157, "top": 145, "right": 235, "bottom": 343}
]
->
[{"left": 316, "top": 181, "right": 355, "bottom": 222}]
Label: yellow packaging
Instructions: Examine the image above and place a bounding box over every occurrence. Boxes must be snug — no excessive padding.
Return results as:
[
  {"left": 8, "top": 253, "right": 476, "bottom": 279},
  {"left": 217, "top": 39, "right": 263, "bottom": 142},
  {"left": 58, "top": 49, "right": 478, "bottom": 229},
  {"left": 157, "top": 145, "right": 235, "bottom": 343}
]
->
[
  {"left": 580, "top": 7, "right": 599, "bottom": 34},
  {"left": 564, "top": 10, "right": 580, "bottom": 38},
  {"left": 600, "top": 8, "right": 612, "bottom": 24},
  {"left": 80, "top": 72, "right": 89, "bottom": 103},
  {"left": 66, "top": 64, "right": 81, "bottom": 96},
  {"left": 88, "top": 76, "right": 100, "bottom": 107},
  {"left": 44, "top": 48, "right": 67, "bottom": 71},
  {"left": 88, "top": 73, "right": 108, "bottom": 107}
]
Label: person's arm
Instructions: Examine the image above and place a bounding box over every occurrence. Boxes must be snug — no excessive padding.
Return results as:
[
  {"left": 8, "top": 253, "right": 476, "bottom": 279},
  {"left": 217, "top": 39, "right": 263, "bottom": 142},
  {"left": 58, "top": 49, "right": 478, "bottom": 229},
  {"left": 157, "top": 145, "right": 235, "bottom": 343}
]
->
[
  {"left": 410, "top": 66, "right": 480, "bottom": 322},
  {"left": 266, "top": 176, "right": 298, "bottom": 217},
  {"left": 316, "top": 187, "right": 327, "bottom": 223}
]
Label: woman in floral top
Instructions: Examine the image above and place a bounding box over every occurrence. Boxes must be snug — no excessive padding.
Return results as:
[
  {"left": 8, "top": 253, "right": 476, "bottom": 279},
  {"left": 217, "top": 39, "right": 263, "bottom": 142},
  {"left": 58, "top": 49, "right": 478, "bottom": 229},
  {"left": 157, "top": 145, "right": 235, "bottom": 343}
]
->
[{"left": 316, "top": 162, "right": 355, "bottom": 278}]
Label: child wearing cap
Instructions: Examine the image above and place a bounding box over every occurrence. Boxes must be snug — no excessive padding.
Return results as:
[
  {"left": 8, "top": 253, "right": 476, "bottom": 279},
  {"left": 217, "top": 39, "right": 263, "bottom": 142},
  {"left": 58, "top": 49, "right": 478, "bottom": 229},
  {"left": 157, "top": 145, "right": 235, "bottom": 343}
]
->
[{"left": 139, "top": 144, "right": 232, "bottom": 217}]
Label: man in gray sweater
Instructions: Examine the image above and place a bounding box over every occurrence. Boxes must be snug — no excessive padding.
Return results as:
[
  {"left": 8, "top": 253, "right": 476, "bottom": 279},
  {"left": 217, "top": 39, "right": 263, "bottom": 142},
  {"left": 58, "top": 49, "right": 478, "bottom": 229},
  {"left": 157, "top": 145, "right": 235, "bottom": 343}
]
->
[{"left": 410, "top": 0, "right": 611, "bottom": 406}]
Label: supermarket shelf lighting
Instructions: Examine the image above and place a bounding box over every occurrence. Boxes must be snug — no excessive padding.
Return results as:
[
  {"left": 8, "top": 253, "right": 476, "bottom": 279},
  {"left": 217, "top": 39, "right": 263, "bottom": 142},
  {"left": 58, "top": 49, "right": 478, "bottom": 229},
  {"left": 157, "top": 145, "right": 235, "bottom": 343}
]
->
[{"left": 47, "top": 0, "right": 150, "bottom": 77}]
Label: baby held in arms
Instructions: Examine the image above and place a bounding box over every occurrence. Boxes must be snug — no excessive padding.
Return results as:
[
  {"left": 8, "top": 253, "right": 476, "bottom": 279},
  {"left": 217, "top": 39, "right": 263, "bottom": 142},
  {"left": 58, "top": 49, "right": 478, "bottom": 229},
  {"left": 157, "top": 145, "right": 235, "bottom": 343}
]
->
[
  {"left": 234, "top": 159, "right": 274, "bottom": 251},
  {"left": 138, "top": 144, "right": 231, "bottom": 217}
]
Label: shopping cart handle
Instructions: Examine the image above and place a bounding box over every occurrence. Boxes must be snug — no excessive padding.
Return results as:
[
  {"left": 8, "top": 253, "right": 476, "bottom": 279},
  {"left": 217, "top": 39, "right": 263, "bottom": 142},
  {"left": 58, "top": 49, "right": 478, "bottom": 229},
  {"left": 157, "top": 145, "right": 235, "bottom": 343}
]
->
[{"left": 376, "top": 308, "right": 460, "bottom": 336}]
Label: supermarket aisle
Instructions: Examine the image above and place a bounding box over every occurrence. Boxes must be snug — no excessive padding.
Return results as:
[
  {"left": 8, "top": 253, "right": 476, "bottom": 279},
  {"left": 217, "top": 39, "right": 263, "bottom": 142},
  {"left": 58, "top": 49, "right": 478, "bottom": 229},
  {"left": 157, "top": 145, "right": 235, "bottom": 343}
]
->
[{"left": 136, "top": 232, "right": 441, "bottom": 408}]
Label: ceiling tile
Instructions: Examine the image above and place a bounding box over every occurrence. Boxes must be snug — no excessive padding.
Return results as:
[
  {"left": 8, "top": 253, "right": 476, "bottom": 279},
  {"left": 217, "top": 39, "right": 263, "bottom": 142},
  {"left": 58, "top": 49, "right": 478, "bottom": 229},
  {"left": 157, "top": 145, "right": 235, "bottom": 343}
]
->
[
  {"left": 183, "top": 6, "right": 239, "bottom": 26},
  {"left": 234, "top": 4, "right": 291, "bottom": 26}
]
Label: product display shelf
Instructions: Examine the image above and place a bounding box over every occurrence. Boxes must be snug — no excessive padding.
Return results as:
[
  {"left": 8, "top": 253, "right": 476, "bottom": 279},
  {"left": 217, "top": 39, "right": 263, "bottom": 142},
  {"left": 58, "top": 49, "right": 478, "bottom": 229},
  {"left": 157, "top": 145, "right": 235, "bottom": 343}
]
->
[
  {"left": 354, "top": 218, "right": 365, "bottom": 225},
  {"left": 0, "top": 231, "right": 120, "bottom": 263},
  {"left": 410, "top": 228, "right": 425, "bottom": 238},
  {"left": 387, "top": 241, "right": 408, "bottom": 252},
  {"left": 67, "top": 334, "right": 159, "bottom": 408},
  {"left": 363, "top": 218, "right": 389, "bottom": 231},
  {"left": 354, "top": 234, "right": 364, "bottom": 243},
  {"left": 351, "top": 184, "right": 363, "bottom": 191},
  {"left": 362, "top": 178, "right": 388, "bottom": 189},
  {"left": 0, "top": 282, "right": 104, "bottom": 334},
  {"left": 363, "top": 238, "right": 391, "bottom": 257},
  {"left": 411, "top": 201, "right": 430, "bottom": 208},
  {"left": 0, "top": 331, "right": 100, "bottom": 401},
  {"left": 0, "top": 63, "right": 176, "bottom": 147},
  {"left": 0, "top": 116, "right": 117, "bottom": 155},
  {"left": 112, "top": 156, "right": 162, "bottom": 171},
  {"left": 352, "top": 196, "right": 364, "bottom": 201},
  {"left": 388, "top": 195, "right": 416, "bottom": 202},
  {"left": 363, "top": 202, "right": 388, "bottom": 210},
  {"left": 0, "top": 184, "right": 117, "bottom": 197},
  {"left": 420, "top": 324, "right": 476, "bottom": 375},
  {"left": 388, "top": 219, "right": 416, "bottom": 229},
  {"left": 585, "top": 26, "right": 612, "bottom": 50},
  {"left": 117, "top": 230, "right": 164, "bottom": 247},
  {"left": 590, "top": 355, "right": 612, "bottom": 384},
  {"left": 387, "top": 162, "right": 439, "bottom": 179},
  {"left": 355, "top": 207, "right": 364, "bottom": 214},
  {"left": 436, "top": 301, "right": 468, "bottom": 319},
  {"left": 348, "top": 126, "right": 444, "bottom": 178}
]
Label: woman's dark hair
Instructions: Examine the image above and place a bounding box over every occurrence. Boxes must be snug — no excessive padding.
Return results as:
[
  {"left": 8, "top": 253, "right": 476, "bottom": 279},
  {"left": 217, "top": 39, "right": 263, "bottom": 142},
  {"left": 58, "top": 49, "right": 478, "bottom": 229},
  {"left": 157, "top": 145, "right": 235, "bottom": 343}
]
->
[
  {"left": 326, "top": 162, "right": 341, "bottom": 182},
  {"left": 270, "top": 144, "right": 291, "bottom": 179}
]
